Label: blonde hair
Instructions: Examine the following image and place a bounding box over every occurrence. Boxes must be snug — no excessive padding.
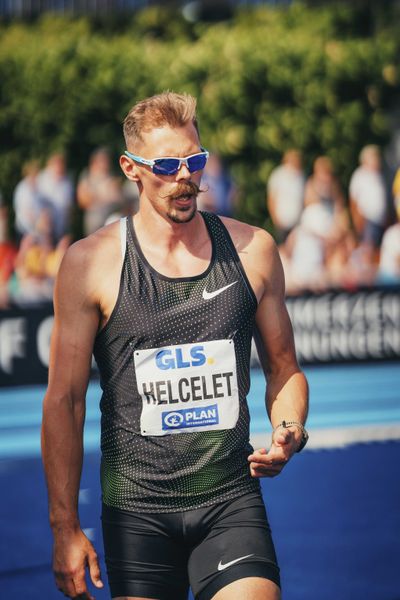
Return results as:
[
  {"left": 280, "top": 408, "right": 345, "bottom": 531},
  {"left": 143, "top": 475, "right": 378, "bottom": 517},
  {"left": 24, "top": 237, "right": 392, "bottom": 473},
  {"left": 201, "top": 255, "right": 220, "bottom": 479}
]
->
[{"left": 123, "top": 91, "right": 199, "bottom": 149}]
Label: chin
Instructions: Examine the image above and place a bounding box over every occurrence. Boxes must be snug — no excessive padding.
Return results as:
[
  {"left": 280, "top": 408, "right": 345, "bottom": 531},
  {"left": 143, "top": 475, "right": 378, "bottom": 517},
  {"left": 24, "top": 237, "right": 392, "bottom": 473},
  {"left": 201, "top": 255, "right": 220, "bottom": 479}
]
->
[{"left": 167, "top": 206, "right": 197, "bottom": 224}]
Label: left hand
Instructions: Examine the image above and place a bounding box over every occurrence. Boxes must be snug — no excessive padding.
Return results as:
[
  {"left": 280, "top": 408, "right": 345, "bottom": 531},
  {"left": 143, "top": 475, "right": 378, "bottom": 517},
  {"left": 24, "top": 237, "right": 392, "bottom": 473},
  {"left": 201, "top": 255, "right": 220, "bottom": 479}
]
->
[{"left": 248, "top": 426, "right": 300, "bottom": 478}]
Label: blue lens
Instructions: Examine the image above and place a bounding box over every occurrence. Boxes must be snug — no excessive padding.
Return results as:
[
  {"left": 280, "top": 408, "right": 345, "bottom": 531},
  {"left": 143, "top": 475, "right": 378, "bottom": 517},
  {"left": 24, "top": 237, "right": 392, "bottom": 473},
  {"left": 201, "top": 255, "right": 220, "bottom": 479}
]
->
[
  {"left": 153, "top": 159, "right": 180, "bottom": 175},
  {"left": 187, "top": 153, "right": 208, "bottom": 172},
  {"left": 152, "top": 153, "right": 208, "bottom": 175}
]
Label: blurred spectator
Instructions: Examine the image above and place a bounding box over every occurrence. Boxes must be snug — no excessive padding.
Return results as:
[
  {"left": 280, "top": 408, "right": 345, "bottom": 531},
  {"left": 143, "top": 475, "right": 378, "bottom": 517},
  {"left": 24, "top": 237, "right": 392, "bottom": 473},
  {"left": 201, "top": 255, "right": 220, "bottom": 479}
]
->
[
  {"left": 13, "top": 160, "right": 43, "bottom": 239},
  {"left": 122, "top": 180, "right": 140, "bottom": 216},
  {"left": 0, "top": 200, "right": 18, "bottom": 308},
  {"left": 326, "top": 235, "right": 377, "bottom": 289},
  {"left": 325, "top": 231, "right": 358, "bottom": 290},
  {"left": 346, "top": 242, "right": 378, "bottom": 287},
  {"left": 45, "top": 235, "right": 72, "bottom": 279},
  {"left": 349, "top": 145, "right": 388, "bottom": 248},
  {"left": 267, "top": 149, "right": 305, "bottom": 243},
  {"left": 0, "top": 188, "right": 5, "bottom": 235},
  {"left": 377, "top": 217, "right": 400, "bottom": 284},
  {"left": 393, "top": 166, "right": 400, "bottom": 221},
  {"left": 281, "top": 204, "right": 336, "bottom": 292},
  {"left": 77, "top": 147, "right": 122, "bottom": 236},
  {"left": 304, "top": 156, "right": 347, "bottom": 235},
  {"left": 11, "top": 233, "right": 54, "bottom": 305},
  {"left": 104, "top": 180, "right": 140, "bottom": 227},
  {"left": 198, "top": 153, "right": 236, "bottom": 217},
  {"left": 10, "top": 216, "right": 70, "bottom": 306},
  {"left": 37, "top": 153, "right": 74, "bottom": 242}
]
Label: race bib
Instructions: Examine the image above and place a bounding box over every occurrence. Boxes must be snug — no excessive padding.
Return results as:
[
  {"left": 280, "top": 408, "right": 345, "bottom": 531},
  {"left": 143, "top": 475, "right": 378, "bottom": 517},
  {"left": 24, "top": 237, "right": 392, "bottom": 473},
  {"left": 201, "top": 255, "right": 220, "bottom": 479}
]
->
[{"left": 134, "top": 339, "right": 239, "bottom": 436}]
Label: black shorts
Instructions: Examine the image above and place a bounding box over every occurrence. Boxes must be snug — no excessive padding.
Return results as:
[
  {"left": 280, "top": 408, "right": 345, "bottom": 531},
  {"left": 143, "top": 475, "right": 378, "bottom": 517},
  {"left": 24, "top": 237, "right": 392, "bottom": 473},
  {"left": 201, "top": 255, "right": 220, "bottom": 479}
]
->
[{"left": 101, "top": 491, "right": 280, "bottom": 600}]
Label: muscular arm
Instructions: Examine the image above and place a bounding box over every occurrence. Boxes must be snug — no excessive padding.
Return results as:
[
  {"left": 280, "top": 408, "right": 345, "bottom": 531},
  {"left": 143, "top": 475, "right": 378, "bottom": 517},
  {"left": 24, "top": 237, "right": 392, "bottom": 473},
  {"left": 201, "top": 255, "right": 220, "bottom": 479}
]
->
[
  {"left": 254, "top": 240, "right": 308, "bottom": 427},
  {"left": 41, "top": 240, "right": 103, "bottom": 598},
  {"left": 242, "top": 229, "right": 309, "bottom": 477}
]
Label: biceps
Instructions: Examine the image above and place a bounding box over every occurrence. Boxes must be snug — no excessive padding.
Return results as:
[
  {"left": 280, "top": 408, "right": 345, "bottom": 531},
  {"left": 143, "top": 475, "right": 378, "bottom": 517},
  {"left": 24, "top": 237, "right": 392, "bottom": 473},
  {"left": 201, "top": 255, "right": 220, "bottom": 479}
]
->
[{"left": 47, "top": 305, "right": 99, "bottom": 396}]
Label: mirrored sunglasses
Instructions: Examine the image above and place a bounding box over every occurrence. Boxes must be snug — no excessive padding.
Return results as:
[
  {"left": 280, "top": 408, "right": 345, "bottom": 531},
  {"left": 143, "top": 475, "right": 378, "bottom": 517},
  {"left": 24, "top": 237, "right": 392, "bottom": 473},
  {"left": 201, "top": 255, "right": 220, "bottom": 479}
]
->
[{"left": 124, "top": 148, "right": 209, "bottom": 176}]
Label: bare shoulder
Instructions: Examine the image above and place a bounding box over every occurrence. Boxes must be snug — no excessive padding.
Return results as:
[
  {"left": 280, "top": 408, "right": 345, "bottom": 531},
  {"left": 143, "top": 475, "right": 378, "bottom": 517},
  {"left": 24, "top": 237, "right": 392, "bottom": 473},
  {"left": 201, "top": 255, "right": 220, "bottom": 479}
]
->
[
  {"left": 220, "top": 216, "right": 283, "bottom": 298},
  {"left": 56, "top": 221, "right": 121, "bottom": 304},
  {"left": 220, "top": 216, "right": 277, "bottom": 264}
]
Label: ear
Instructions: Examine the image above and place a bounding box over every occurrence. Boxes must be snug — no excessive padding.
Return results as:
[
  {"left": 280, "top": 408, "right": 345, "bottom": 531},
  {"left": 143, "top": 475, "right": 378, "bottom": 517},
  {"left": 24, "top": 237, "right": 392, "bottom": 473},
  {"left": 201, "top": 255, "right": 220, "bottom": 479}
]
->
[{"left": 120, "top": 154, "right": 140, "bottom": 182}]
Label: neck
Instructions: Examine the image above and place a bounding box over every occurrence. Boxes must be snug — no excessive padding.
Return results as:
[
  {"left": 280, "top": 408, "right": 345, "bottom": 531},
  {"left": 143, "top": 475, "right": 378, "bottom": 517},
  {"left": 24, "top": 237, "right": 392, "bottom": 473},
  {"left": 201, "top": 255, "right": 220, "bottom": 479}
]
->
[
  {"left": 132, "top": 201, "right": 212, "bottom": 279},
  {"left": 134, "top": 202, "right": 206, "bottom": 252}
]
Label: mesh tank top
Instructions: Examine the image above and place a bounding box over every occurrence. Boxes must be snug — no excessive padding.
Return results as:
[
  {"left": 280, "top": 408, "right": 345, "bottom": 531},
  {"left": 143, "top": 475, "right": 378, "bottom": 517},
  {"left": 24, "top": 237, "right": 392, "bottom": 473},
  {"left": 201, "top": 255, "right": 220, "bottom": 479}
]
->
[{"left": 93, "top": 212, "right": 260, "bottom": 512}]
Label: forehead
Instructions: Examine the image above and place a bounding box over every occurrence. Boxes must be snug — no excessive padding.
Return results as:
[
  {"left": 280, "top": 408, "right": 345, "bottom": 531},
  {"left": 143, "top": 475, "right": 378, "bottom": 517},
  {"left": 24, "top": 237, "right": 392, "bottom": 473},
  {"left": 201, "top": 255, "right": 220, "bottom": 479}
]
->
[{"left": 137, "top": 123, "right": 201, "bottom": 157}]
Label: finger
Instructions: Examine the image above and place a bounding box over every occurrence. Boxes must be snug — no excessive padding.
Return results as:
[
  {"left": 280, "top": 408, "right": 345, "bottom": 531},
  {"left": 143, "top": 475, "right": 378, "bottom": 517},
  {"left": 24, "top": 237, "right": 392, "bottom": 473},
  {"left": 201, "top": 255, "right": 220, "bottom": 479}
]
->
[
  {"left": 273, "top": 428, "right": 292, "bottom": 446},
  {"left": 73, "top": 587, "right": 94, "bottom": 600},
  {"left": 250, "top": 465, "right": 282, "bottom": 478},
  {"left": 247, "top": 448, "right": 267, "bottom": 460},
  {"left": 54, "top": 566, "right": 79, "bottom": 599},
  {"left": 88, "top": 550, "right": 103, "bottom": 589},
  {"left": 249, "top": 456, "right": 287, "bottom": 477},
  {"left": 249, "top": 459, "right": 286, "bottom": 472},
  {"left": 247, "top": 448, "right": 269, "bottom": 462},
  {"left": 55, "top": 574, "right": 77, "bottom": 598},
  {"left": 248, "top": 450, "right": 288, "bottom": 466},
  {"left": 72, "top": 569, "right": 93, "bottom": 600}
]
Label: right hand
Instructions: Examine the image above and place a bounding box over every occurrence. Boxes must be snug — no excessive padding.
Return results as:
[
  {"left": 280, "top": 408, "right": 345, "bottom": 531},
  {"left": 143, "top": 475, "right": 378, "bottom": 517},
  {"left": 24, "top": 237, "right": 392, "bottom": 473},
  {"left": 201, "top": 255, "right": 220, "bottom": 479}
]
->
[
  {"left": 52, "top": 528, "right": 103, "bottom": 599},
  {"left": 248, "top": 426, "right": 301, "bottom": 478}
]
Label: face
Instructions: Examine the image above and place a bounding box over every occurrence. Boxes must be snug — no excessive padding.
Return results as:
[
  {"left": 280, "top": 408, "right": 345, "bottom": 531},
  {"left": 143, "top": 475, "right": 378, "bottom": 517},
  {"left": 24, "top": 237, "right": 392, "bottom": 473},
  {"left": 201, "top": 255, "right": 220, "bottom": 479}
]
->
[
  {"left": 285, "top": 151, "right": 302, "bottom": 171},
  {"left": 91, "top": 151, "right": 110, "bottom": 174},
  {"left": 120, "top": 123, "right": 203, "bottom": 224},
  {"left": 48, "top": 154, "right": 66, "bottom": 177},
  {"left": 363, "top": 150, "right": 381, "bottom": 171}
]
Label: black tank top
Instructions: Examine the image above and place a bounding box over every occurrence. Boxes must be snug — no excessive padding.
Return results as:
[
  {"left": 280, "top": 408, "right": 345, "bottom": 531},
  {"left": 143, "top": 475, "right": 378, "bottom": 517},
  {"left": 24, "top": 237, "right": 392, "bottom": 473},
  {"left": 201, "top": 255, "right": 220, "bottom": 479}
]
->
[{"left": 93, "top": 212, "right": 260, "bottom": 512}]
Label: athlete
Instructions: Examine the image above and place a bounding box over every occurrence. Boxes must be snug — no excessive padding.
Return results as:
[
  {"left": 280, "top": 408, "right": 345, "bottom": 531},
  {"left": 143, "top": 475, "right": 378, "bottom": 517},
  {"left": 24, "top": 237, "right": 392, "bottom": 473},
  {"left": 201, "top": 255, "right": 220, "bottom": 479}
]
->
[{"left": 42, "top": 92, "right": 309, "bottom": 600}]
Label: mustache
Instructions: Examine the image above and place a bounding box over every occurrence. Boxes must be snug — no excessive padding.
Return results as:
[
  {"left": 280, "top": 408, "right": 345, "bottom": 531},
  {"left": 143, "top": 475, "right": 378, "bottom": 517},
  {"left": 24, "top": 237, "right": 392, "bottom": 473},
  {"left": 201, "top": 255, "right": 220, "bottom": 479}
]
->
[{"left": 161, "top": 181, "right": 206, "bottom": 200}]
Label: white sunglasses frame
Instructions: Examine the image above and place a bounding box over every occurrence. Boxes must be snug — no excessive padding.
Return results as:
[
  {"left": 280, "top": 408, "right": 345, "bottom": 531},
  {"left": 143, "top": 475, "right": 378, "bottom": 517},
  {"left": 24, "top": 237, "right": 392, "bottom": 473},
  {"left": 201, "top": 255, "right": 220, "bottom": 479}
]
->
[{"left": 124, "top": 148, "right": 209, "bottom": 174}]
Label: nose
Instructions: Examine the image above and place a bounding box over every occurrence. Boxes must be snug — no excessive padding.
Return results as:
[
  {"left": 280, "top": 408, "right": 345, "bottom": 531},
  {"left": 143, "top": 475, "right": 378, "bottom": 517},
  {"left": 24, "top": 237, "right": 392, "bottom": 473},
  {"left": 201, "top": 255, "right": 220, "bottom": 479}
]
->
[{"left": 176, "top": 162, "right": 191, "bottom": 181}]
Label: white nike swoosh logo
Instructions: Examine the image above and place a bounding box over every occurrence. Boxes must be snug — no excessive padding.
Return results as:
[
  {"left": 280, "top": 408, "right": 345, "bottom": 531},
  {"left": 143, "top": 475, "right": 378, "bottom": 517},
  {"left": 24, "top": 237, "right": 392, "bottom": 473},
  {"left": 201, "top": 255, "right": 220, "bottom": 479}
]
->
[
  {"left": 217, "top": 554, "right": 254, "bottom": 571},
  {"left": 202, "top": 281, "right": 238, "bottom": 300}
]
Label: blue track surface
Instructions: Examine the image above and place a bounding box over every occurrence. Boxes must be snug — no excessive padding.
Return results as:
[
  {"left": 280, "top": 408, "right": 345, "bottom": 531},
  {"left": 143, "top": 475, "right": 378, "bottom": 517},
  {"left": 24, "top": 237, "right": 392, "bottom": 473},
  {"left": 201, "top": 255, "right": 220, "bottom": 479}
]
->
[
  {"left": 1, "top": 362, "right": 400, "bottom": 458},
  {"left": 0, "top": 363, "right": 399, "bottom": 599}
]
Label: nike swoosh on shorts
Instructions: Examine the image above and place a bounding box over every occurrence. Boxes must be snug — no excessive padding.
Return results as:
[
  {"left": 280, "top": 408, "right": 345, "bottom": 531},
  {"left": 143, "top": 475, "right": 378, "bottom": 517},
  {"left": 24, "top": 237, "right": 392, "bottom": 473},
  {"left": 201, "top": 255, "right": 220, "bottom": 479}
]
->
[
  {"left": 217, "top": 554, "right": 255, "bottom": 571},
  {"left": 202, "top": 281, "right": 238, "bottom": 300}
]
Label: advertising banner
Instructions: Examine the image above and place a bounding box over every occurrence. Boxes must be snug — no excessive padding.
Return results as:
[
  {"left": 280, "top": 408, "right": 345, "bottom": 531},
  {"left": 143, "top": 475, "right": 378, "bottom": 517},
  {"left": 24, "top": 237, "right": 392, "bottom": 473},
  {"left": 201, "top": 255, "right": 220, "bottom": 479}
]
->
[
  {"left": 1, "top": 287, "right": 399, "bottom": 387},
  {"left": 0, "top": 304, "right": 53, "bottom": 387},
  {"left": 286, "top": 287, "right": 400, "bottom": 364}
]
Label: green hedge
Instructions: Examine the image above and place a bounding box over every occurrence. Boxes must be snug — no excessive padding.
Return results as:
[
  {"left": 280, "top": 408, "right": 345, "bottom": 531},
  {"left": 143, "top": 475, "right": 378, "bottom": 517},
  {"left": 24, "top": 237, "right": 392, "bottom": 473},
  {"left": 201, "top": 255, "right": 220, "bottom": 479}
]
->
[{"left": 0, "top": 3, "right": 399, "bottom": 230}]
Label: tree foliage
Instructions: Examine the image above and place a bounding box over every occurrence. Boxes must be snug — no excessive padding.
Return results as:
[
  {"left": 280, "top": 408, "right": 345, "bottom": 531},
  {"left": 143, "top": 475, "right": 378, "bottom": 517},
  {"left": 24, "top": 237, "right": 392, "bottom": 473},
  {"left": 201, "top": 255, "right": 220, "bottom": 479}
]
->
[{"left": 0, "top": 3, "right": 399, "bottom": 229}]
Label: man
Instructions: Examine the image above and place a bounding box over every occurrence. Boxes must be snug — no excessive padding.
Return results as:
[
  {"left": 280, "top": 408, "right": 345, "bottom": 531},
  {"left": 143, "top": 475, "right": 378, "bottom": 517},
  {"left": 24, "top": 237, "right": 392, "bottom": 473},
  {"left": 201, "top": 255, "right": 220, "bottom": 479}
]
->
[
  {"left": 349, "top": 145, "right": 388, "bottom": 248},
  {"left": 37, "top": 152, "right": 74, "bottom": 242},
  {"left": 378, "top": 210, "right": 400, "bottom": 283},
  {"left": 77, "top": 147, "right": 123, "bottom": 236},
  {"left": 266, "top": 149, "right": 305, "bottom": 244},
  {"left": 42, "top": 92, "right": 309, "bottom": 600},
  {"left": 13, "top": 160, "right": 43, "bottom": 240}
]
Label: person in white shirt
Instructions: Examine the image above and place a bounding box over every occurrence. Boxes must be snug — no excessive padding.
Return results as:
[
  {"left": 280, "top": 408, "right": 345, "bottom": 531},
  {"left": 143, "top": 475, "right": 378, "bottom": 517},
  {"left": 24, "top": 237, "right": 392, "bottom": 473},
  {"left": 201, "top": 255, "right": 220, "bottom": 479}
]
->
[
  {"left": 304, "top": 156, "right": 347, "bottom": 233},
  {"left": 267, "top": 150, "right": 305, "bottom": 244},
  {"left": 77, "top": 147, "right": 122, "bottom": 236},
  {"left": 37, "top": 153, "right": 74, "bottom": 242},
  {"left": 281, "top": 203, "right": 336, "bottom": 292},
  {"left": 349, "top": 145, "right": 388, "bottom": 248},
  {"left": 13, "top": 161, "right": 43, "bottom": 239},
  {"left": 378, "top": 220, "right": 400, "bottom": 283}
]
